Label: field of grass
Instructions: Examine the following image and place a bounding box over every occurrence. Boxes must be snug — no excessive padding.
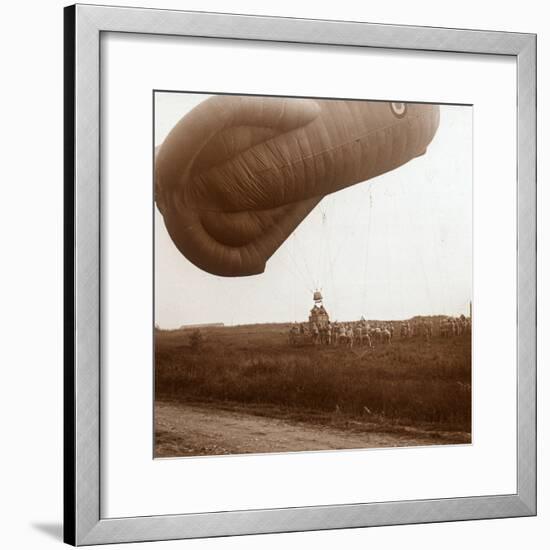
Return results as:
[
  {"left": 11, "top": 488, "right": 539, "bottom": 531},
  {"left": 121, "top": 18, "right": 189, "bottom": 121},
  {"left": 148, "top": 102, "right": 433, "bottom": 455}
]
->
[{"left": 155, "top": 322, "right": 471, "bottom": 432}]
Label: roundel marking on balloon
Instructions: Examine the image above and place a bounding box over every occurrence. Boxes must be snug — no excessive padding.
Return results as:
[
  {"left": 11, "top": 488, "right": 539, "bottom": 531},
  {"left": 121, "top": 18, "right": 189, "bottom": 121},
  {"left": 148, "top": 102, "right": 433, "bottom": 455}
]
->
[{"left": 390, "top": 102, "right": 407, "bottom": 118}]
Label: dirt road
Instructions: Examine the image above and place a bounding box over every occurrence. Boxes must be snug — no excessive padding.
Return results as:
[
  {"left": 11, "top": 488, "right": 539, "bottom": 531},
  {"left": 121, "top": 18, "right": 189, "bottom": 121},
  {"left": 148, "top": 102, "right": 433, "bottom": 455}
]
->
[{"left": 155, "top": 401, "right": 469, "bottom": 458}]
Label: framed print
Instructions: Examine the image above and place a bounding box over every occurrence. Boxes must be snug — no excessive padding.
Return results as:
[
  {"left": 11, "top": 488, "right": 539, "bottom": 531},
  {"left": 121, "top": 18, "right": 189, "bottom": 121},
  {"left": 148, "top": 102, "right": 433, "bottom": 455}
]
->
[{"left": 64, "top": 3, "right": 536, "bottom": 546}]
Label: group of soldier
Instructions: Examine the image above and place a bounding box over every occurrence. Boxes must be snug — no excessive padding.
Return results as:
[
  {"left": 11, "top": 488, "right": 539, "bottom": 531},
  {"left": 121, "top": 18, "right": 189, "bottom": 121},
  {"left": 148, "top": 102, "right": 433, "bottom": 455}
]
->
[
  {"left": 288, "top": 319, "right": 391, "bottom": 348},
  {"left": 288, "top": 315, "right": 471, "bottom": 347},
  {"left": 438, "top": 316, "right": 471, "bottom": 338}
]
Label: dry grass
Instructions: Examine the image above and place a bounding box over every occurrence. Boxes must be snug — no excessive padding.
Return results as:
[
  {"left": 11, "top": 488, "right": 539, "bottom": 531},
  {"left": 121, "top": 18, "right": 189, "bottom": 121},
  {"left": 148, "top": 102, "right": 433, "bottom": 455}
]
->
[{"left": 155, "top": 322, "right": 471, "bottom": 432}]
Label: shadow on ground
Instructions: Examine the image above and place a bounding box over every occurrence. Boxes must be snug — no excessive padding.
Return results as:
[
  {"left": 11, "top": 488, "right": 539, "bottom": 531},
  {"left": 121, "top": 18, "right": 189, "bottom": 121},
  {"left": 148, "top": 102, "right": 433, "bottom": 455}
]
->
[{"left": 31, "top": 522, "right": 63, "bottom": 541}]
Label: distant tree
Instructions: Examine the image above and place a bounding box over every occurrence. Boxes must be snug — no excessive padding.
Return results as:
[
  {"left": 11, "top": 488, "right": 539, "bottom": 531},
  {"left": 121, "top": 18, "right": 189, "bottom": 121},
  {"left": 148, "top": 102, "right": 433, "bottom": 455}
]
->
[{"left": 189, "top": 329, "right": 203, "bottom": 352}]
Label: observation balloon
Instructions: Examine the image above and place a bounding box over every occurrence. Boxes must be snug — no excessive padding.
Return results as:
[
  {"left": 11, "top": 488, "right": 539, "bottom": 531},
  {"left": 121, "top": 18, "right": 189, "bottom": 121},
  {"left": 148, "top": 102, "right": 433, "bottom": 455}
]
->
[{"left": 155, "top": 96, "right": 439, "bottom": 277}]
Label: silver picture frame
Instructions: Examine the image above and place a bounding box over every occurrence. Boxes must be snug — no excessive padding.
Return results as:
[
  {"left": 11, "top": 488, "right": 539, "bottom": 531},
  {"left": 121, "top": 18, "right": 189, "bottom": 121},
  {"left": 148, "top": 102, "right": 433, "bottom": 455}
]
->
[{"left": 64, "top": 3, "right": 536, "bottom": 545}]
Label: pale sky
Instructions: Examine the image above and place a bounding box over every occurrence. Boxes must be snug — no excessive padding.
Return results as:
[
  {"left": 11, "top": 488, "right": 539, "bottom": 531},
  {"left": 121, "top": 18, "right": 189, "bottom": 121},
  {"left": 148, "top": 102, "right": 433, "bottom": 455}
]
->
[{"left": 154, "top": 92, "right": 472, "bottom": 328}]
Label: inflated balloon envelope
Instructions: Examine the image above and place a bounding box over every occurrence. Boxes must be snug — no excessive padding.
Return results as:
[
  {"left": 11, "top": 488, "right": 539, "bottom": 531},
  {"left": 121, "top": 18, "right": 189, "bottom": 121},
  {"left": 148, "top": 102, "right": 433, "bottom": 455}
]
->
[{"left": 155, "top": 96, "right": 440, "bottom": 277}]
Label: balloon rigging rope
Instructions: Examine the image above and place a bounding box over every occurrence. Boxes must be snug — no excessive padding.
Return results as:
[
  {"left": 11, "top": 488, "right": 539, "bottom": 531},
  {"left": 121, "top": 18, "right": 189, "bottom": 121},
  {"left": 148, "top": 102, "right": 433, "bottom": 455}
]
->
[
  {"left": 288, "top": 232, "right": 316, "bottom": 293},
  {"left": 404, "top": 187, "right": 434, "bottom": 314},
  {"left": 294, "top": 232, "right": 316, "bottom": 292},
  {"left": 382, "top": 196, "right": 396, "bottom": 319},
  {"left": 321, "top": 197, "right": 333, "bottom": 300},
  {"left": 316, "top": 200, "right": 329, "bottom": 290},
  {"left": 361, "top": 188, "right": 374, "bottom": 316},
  {"left": 327, "top": 186, "right": 368, "bottom": 270},
  {"left": 429, "top": 172, "right": 455, "bottom": 315},
  {"left": 281, "top": 243, "right": 314, "bottom": 294},
  {"left": 324, "top": 210, "right": 339, "bottom": 319},
  {"left": 292, "top": 246, "right": 297, "bottom": 321}
]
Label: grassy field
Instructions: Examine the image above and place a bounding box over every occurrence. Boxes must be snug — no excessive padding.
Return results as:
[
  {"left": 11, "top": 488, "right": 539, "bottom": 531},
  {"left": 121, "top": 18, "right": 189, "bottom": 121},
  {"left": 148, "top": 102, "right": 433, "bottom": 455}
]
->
[{"left": 155, "top": 321, "right": 471, "bottom": 433}]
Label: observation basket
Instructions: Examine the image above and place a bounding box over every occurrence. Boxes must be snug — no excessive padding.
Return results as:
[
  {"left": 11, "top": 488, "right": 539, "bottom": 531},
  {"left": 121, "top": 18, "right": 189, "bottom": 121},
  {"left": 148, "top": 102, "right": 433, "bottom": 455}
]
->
[{"left": 309, "top": 291, "right": 330, "bottom": 329}]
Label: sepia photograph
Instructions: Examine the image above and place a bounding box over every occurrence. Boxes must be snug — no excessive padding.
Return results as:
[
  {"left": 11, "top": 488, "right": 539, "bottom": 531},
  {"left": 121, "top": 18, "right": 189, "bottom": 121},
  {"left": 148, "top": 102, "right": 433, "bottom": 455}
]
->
[{"left": 153, "top": 92, "right": 472, "bottom": 458}]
